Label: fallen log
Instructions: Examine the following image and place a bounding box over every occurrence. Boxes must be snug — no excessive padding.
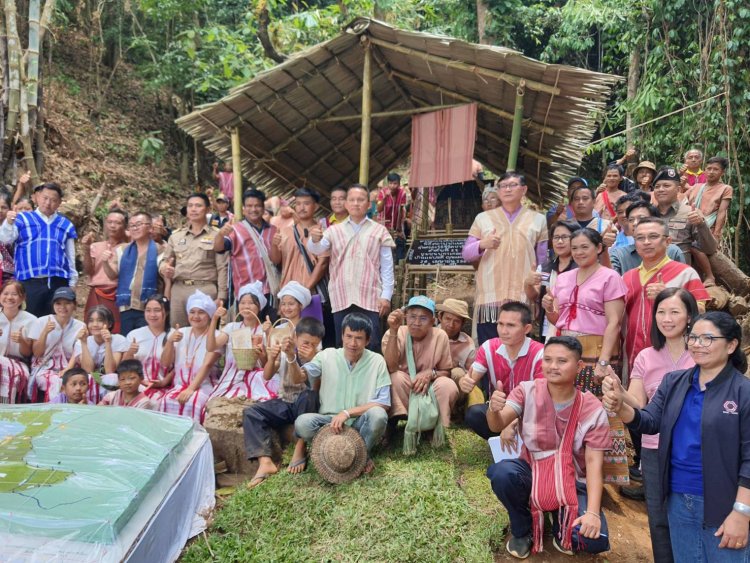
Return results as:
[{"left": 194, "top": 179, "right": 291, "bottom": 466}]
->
[{"left": 710, "top": 251, "right": 750, "bottom": 297}]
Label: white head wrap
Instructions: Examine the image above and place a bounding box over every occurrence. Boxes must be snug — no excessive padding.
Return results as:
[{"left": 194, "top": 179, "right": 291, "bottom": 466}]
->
[
  {"left": 278, "top": 281, "right": 312, "bottom": 309},
  {"left": 186, "top": 289, "right": 217, "bottom": 318},
  {"left": 482, "top": 186, "right": 498, "bottom": 201},
  {"left": 238, "top": 281, "right": 267, "bottom": 312}
]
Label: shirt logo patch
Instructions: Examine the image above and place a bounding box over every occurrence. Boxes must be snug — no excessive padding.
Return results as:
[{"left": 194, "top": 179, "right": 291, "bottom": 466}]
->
[{"left": 723, "top": 400, "right": 738, "bottom": 415}]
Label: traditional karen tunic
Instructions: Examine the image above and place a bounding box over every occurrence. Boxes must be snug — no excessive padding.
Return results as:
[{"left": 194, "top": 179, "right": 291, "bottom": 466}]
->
[
  {"left": 74, "top": 334, "right": 130, "bottom": 404},
  {"left": 471, "top": 337, "right": 544, "bottom": 394},
  {"left": 27, "top": 315, "right": 85, "bottom": 402},
  {"left": 686, "top": 182, "right": 733, "bottom": 230},
  {"left": 208, "top": 322, "right": 277, "bottom": 401},
  {"left": 158, "top": 327, "right": 219, "bottom": 423},
  {"left": 309, "top": 348, "right": 391, "bottom": 417},
  {"left": 100, "top": 389, "right": 156, "bottom": 409},
  {"left": 0, "top": 310, "right": 36, "bottom": 402},
  {"left": 447, "top": 331, "right": 475, "bottom": 371},
  {"left": 467, "top": 207, "right": 547, "bottom": 323},
  {"left": 126, "top": 326, "right": 171, "bottom": 401},
  {"left": 623, "top": 257, "right": 709, "bottom": 372}
]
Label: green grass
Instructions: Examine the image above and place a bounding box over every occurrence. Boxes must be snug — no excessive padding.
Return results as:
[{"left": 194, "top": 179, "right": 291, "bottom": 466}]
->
[{"left": 181, "top": 427, "right": 508, "bottom": 562}]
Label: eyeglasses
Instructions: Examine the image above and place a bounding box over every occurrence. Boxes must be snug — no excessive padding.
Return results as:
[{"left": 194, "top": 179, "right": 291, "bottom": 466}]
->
[
  {"left": 634, "top": 234, "right": 666, "bottom": 243},
  {"left": 498, "top": 182, "right": 522, "bottom": 190},
  {"left": 128, "top": 222, "right": 151, "bottom": 229},
  {"left": 406, "top": 314, "right": 432, "bottom": 325},
  {"left": 687, "top": 334, "right": 727, "bottom": 347},
  {"left": 552, "top": 235, "right": 571, "bottom": 241}
]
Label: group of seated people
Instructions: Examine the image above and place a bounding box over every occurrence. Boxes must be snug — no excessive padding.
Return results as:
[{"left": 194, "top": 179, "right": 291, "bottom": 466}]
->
[{"left": 0, "top": 144, "right": 746, "bottom": 561}]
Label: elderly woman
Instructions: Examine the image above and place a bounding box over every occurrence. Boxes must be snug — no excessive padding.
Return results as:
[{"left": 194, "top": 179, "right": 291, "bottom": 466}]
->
[
  {"left": 543, "top": 228, "right": 628, "bottom": 484},
  {"left": 481, "top": 186, "right": 499, "bottom": 211},
  {"left": 604, "top": 311, "right": 750, "bottom": 562}
]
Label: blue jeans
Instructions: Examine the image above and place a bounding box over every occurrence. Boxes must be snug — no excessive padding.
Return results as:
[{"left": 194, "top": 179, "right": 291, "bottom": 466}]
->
[
  {"left": 487, "top": 458, "right": 610, "bottom": 554},
  {"left": 668, "top": 493, "right": 750, "bottom": 562},
  {"left": 295, "top": 407, "right": 388, "bottom": 455}
]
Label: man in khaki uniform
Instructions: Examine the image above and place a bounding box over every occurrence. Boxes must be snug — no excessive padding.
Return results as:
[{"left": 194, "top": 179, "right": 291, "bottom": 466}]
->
[{"left": 161, "top": 192, "right": 228, "bottom": 327}]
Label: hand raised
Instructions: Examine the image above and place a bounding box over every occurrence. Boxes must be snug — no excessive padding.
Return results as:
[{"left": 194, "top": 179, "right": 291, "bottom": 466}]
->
[
  {"left": 489, "top": 381, "right": 506, "bottom": 413},
  {"left": 387, "top": 309, "right": 404, "bottom": 331},
  {"left": 6, "top": 210, "right": 17, "bottom": 224},
  {"left": 77, "top": 327, "right": 88, "bottom": 341},
  {"left": 479, "top": 228, "right": 501, "bottom": 250},
  {"left": 168, "top": 325, "right": 183, "bottom": 343},
  {"left": 309, "top": 224, "right": 323, "bottom": 243}
]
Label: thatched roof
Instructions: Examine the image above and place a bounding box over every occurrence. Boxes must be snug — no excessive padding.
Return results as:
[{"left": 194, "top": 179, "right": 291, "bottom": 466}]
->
[{"left": 177, "top": 18, "right": 620, "bottom": 205}]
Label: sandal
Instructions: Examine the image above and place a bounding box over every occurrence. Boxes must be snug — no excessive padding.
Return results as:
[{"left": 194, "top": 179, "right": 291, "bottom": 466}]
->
[
  {"left": 246, "top": 473, "right": 271, "bottom": 489},
  {"left": 287, "top": 457, "right": 307, "bottom": 473}
]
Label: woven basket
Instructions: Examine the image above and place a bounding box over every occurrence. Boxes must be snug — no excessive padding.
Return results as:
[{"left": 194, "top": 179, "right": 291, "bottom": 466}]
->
[
  {"left": 231, "top": 312, "right": 262, "bottom": 371},
  {"left": 268, "top": 318, "right": 296, "bottom": 349}
]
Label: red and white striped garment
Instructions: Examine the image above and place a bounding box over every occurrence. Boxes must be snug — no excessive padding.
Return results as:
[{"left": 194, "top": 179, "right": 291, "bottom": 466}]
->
[
  {"left": 126, "top": 326, "right": 172, "bottom": 401},
  {"left": 471, "top": 337, "right": 544, "bottom": 393},
  {"left": 0, "top": 310, "right": 35, "bottom": 403},
  {"left": 100, "top": 389, "right": 156, "bottom": 409},
  {"left": 26, "top": 316, "right": 86, "bottom": 402},
  {"left": 324, "top": 218, "right": 395, "bottom": 313},
  {"left": 225, "top": 221, "right": 277, "bottom": 297}
]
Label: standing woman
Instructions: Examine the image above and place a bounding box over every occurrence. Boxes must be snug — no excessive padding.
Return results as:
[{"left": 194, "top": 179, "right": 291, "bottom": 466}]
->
[
  {"left": 123, "top": 294, "right": 173, "bottom": 401},
  {"left": 26, "top": 287, "right": 85, "bottom": 401},
  {"left": 0, "top": 281, "right": 36, "bottom": 402},
  {"left": 604, "top": 311, "right": 750, "bottom": 562},
  {"left": 542, "top": 227, "right": 628, "bottom": 484},
  {"left": 0, "top": 193, "right": 15, "bottom": 282},
  {"left": 524, "top": 220, "right": 577, "bottom": 340},
  {"left": 159, "top": 290, "right": 220, "bottom": 422},
  {"left": 616, "top": 288, "right": 698, "bottom": 562}
]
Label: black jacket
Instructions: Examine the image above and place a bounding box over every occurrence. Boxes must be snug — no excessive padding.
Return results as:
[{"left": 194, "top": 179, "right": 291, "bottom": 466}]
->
[{"left": 629, "top": 363, "right": 750, "bottom": 527}]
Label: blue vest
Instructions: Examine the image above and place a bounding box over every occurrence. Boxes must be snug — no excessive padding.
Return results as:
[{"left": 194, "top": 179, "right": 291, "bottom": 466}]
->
[{"left": 14, "top": 212, "right": 77, "bottom": 281}]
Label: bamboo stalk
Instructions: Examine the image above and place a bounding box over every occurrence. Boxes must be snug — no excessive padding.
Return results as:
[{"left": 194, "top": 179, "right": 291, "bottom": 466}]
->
[
  {"left": 320, "top": 103, "right": 464, "bottom": 122},
  {"left": 4, "top": 0, "right": 21, "bottom": 152},
  {"left": 19, "top": 63, "right": 40, "bottom": 185},
  {"left": 368, "top": 37, "right": 561, "bottom": 96},
  {"left": 358, "top": 37, "right": 372, "bottom": 187},
  {"left": 231, "top": 127, "right": 242, "bottom": 217},
  {"left": 27, "top": 0, "right": 40, "bottom": 116},
  {"left": 506, "top": 82, "right": 525, "bottom": 171}
]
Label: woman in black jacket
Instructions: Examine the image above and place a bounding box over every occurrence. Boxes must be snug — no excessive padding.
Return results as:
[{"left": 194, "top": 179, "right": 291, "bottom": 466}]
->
[{"left": 603, "top": 311, "right": 750, "bottom": 562}]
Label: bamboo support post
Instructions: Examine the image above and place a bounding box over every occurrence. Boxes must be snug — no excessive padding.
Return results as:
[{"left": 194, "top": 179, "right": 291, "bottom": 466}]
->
[
  {"left": 507, "top": 81, "right": 525, "bottom": 172},
  {"left": 231, "top": 127, "right": 242, "bottom": 217},
  {"left": 321, "top": 103, "right": 463, "bottom": 122},
  {"left": 358, "top": 37, "right": 372, "bottom": 186}
]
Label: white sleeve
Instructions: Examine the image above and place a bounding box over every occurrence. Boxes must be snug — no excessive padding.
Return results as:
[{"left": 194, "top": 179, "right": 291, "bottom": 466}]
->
[
  {"left": 306, "top": 236, "right": 331, "bottom": 255},
  {"left": 379, "top": 246, "right": 394, "bottom": 300},
  {"left": 111, "top": 335, "right": 130, "bottom": 353},
  {"left": 0, "top": 219, "right": 19, "bottom": 244},
  {"left": 66, "top": 237, "right": 78, "bottom": 287}
]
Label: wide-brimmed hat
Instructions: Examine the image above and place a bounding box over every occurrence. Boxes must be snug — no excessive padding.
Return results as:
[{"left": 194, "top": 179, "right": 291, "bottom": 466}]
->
[
  {"left": 311, "top": 425, "right": 367, "bottom": 484},
  {"left": 435, "top": 298, "right": 470, "bottom": 320},
  {"left": 633, "top": 161, "right": 657, "bottom": 176}
]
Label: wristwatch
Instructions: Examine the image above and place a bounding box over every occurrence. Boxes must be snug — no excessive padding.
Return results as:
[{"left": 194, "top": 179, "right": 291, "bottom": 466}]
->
[
  {"left": 431, "top": 369, "right": 437, "bottom": 381},
  {"left": 598, "top": 360, "right": 610, "bottom": 367}
]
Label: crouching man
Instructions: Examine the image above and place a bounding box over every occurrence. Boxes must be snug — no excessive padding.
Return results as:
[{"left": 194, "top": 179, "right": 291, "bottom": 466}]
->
[
  {"left": 294, "top": 312, "right": 390, "bottom": 475},
  {"left": 486, "top": 336, "right": 611, "bottom": 558}
]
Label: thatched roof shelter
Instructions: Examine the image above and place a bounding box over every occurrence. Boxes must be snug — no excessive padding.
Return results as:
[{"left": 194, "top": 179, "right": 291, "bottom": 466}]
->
[{"left": 177, "top": 18, "right": 619, "bottom": 205}]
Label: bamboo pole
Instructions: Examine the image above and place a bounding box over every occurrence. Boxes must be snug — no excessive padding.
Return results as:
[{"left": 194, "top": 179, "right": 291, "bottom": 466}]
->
[
  {"left": 230, "top": 127, "right": 242, "bottom": 217},
  {"left": 320, "top": 103, "right": 463, "bottom": 122},
  {"left": 27, "top": 0, "right": 40, "bottom": 119},
  {"left": 359, "top": 37, "right": 372, "bottom": 186},
  {"left": 368, "top": 37, "right": 561, "bottom": 96},
  {"left": 507, "top": 81, "right": 525, "bottom": 171},
  {"left": 4, "top": 0, "right": 21, "bottom": 152}
]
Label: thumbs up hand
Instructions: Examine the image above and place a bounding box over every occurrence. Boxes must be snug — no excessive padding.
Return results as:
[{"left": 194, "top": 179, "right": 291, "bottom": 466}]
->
[
  {"left": 309, "top": 224, "right": 323, "bottom": 243},
  {"left": 214, "top": 300, "right": 227, "bottom": 321},
  {"left": 479, "top": 228, "right": 502, "bottom": 250},
  {"left": 602, "top": 374, "right": 624, "bottom": 413},
  {"left": 602, "top": 221, "right": 617, "bottom": 248},
  {"left": 262, "top": 316, "right": 272, "bottom": 333},
  {"left": 489, "top": 380, "right": 506, "bottom": 413},
  {"left": 128, "top": 338, "right": 139, "bottom": 355},
  {"left": 687, "top": 203, "right": 705, "bottom": 226},
  {"left": 647, "top": 272, "right": 667, "bottom": 300},
  {"left": 168, "top": 324, "right": 184, "bottom": 343}
]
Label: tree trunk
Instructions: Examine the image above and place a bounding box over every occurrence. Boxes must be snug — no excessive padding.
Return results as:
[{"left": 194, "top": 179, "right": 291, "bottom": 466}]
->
[
  {"left": 4, "top": 0, "right": 21, "bottom": 156},
  {"left": 476, "top": 0, "right": 489, "bottom": 44},
  {"left": 710, "top": 251, "right": 750, "bottom": 297},
  {"left": 256, "top": 0, "right": 287, "bottom": 63},
  {"left": 625, "top": 44, "right": 640, "bottom": 148}
]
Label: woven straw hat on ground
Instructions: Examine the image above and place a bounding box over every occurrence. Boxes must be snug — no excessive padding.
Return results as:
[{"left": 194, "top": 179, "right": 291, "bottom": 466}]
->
[{"left": 311, "top": 424, "right": 367, "bottom": 484}]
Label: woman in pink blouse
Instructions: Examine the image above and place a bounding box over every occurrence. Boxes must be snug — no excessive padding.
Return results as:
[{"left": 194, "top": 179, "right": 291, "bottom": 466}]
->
[
  {"left": 618, "top": 287, "right": 698, "bottom": 563},
  {"left": 542, "top": 227, "right": 628, "bottom": 484}
]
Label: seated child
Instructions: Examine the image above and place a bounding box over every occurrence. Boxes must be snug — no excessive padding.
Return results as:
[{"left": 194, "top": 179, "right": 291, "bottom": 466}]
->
[
  {"left": 49, "top": 367, "right": 90, "bottom": 404},
  {"left": 100, "top": 359, "right": 156, "bottom": 409},
  {"left": 264, "top": 281, "right": 311, "bottom": 333},
  {"left": 242, "top": 317, "right": 324, "bottom": 488},
  {"left": 486, "top": 336, "right": 611, "bottom": 558}
]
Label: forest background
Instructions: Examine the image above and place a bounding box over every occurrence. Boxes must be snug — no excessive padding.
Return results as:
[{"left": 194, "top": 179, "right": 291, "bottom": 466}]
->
[{"left": 1, "top": 0, "right": 748, "bottom": 266}]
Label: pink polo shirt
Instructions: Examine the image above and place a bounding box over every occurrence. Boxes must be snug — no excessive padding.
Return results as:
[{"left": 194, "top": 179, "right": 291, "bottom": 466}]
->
[{"left": 471, "top": 337, "right": 544, "bottom": 393}]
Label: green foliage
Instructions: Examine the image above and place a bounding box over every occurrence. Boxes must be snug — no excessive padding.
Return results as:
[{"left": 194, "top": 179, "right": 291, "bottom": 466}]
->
[
  {"left": 52, "top": 72, "right": 81, "bottom": 97},
  {"left": 138, "top": 131, "right": 165, "bottom": 165}
]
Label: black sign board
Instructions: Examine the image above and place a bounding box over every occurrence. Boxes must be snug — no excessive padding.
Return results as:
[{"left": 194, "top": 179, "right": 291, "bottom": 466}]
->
[{"left": 406, "top": 239, "right": 468, "bottom": 267}]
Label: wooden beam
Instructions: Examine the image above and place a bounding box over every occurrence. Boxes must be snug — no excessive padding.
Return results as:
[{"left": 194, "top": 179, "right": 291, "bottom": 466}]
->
[
  {"left": 368, "top": 37, "right": 561, "bottom": 96},
  {"left": 319, "top": 103, "right": 464, "bottom": 122},
  {"left": 390, "top": 70, "right": 554, "bottom": 136}
]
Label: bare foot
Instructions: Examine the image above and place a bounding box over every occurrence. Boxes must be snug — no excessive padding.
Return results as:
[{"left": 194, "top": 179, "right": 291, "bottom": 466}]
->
[
  {"left": 287, "top": 439, "right": 307, "bottom": 474},
  {"left": 363, "top": 458, "right": 375, "bottom": 474},
  {"left": 247, "top": 456, "right": 278, "bottom": 488}
]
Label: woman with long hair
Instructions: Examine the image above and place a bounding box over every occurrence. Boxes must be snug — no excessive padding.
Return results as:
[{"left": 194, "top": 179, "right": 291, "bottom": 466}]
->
[
  {"left": 605, "top": 311, "right": 750, "bottom": 562},
  {"left": 0, "top": 281, "right": 35, "bottom": 402}
]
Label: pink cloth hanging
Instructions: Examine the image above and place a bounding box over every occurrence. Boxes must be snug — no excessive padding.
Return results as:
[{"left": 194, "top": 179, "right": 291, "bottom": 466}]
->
[{"left": 410, "top": 104, "right": 477, "bottom": 188}]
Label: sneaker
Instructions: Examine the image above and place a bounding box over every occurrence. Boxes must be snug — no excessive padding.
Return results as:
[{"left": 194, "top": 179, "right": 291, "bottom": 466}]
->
[
  {"left": 506, "top": 535, "right": 533, "bottom": 559},
  {"left": 552, "top": 535, "right": 575, "bottom": 556},
  {"left": 620, "top": 484, "right": 645, "bottom": 501},
  {"left": 629, "top": 465, "right": 643, "bottom": 482}
]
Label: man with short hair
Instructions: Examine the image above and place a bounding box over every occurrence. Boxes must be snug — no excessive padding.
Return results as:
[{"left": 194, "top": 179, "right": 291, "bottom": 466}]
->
[
  {"left": 459, "top": 301, "right": 543, "bottom": 440},
  {"left": 308, "top": 184, "right": 395, "bottom": 350},
  {"left": 294, "top": 312, "right": 391, "bottom": 475},
  {"left": 0, "top": 182, "right": 78, "bottom": 316},
  {"left": 611, "top": 192, "right": 643, "bottom": 248},
  {"left": 214, "top": 189, "right": 280, "bottom": 312},
  {"left": 162, "top": 192, "right": 228, "bottom": 326},
  {"left": 686, "top": 155, "right": 733, "bottom": 240},
  {"left": 681, "top": 148, "right": 706, "bottom": 189},
  {"left": 609, "top": 201, "right": 686, "bottom": 275},
  {"left": 81, "top": 208, "right": 129, "bottom": 333},
  {"left": 101, "top": 212, "right": 161, "bottom": 334},
  {"left": 623, "top": 217, "right": 709, "bottom": 373},
  {"left": 486, "top": 336, "right": 611, "bottom": 558},
  {"left": 569, "top": 184, "right": 611, "bottom": 234},
  {"left": 377, "top": 172, "right": 408, "bottom": 262},
  {"left": 547, "top": 177, "right": 592, "bottom": 228},
  {"left": 322, "top": 187, "right": 348, "bottom": 227},
  {"left": 463, "top": 172, "right": 548, "bottom": 344}
]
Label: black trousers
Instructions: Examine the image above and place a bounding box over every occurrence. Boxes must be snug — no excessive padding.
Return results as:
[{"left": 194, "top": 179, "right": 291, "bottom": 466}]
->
[
  {"left": 22, "top": 277, "right": 68, "bottom": 318},
  {"left": 477, "top": 321, "right": 498, "bottom": 346},
  {"left": 243, "top": 390, "right": 319, "bottom": 460},
  {"left": 119, "top": 309, "right": 147, "bottom": 336}
]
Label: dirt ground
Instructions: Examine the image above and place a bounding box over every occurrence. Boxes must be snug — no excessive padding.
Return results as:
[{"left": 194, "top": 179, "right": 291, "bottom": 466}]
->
[{"left": 495, "top": 485, "right": 653, "bottom": 562}]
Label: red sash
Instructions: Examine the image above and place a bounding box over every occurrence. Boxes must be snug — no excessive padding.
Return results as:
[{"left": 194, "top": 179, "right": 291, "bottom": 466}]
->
[{"left": 601, "top": 191, "right": 616, "bottom": 219}]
